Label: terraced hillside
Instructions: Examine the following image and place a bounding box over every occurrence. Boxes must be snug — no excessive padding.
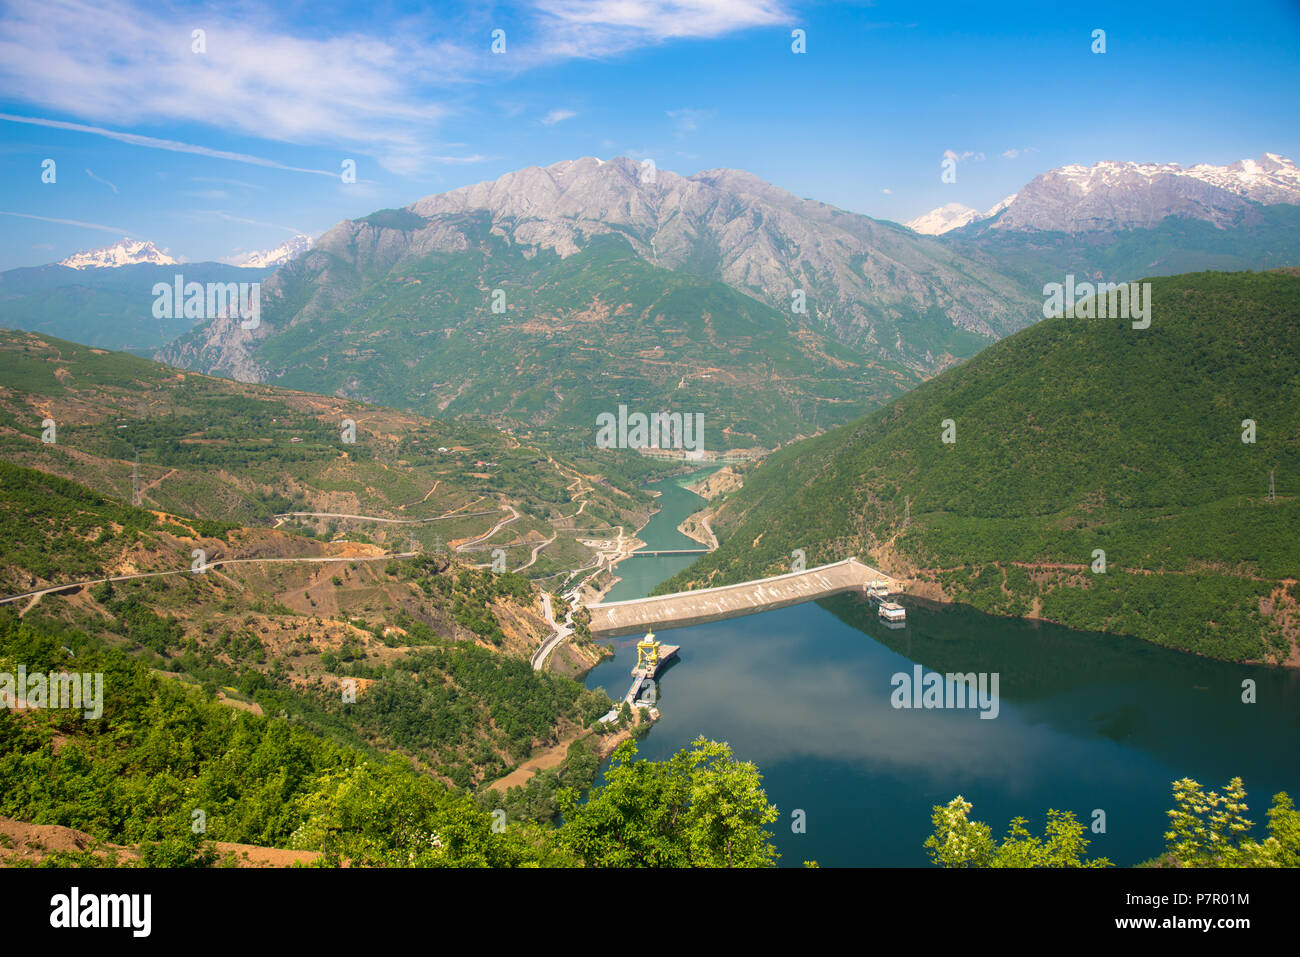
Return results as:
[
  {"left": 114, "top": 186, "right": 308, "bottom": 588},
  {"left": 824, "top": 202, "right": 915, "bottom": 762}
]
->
[{"left": 0, "top": 329, "right": 658, "bottom": 585}]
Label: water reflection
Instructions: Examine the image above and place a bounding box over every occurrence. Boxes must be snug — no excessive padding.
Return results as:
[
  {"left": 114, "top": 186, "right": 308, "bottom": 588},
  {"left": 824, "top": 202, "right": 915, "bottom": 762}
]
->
[{"left": 586, "top": 595, "right": 1300, "bottom": 866}]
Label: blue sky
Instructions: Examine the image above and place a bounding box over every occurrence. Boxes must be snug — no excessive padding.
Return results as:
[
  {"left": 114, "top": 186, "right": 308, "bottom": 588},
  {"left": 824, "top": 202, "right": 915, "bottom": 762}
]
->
[{"left": 1, "top": 0, "right": 1298, "bottom": 270}]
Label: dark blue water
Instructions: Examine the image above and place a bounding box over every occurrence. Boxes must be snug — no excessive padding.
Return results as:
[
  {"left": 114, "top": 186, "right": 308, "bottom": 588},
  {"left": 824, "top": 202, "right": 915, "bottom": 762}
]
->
[{"left": 585, "top": 479, "right": 1300, "bottom": 867}]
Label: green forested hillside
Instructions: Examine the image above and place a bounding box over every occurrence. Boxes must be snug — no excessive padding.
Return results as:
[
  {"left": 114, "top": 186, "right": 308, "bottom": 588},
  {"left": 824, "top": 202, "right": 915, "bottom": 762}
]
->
[
  {"left": 163, "top": 232, "right": 919, "bottom": 447},
  {"left": 947, "top": 205, "right": 1300, "bottom": 291},
  {"left": 0, "top": 613, "right": 780, "bottom": 866},
  {"left": 660, "top": 271, "right": 1300, "bottom": 663}
]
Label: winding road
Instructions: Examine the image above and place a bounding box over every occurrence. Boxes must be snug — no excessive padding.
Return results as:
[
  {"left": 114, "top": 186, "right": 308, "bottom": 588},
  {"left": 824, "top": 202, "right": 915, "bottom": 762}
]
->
[
  {"left": 530, "top": 591, "right": 575, "bottom": 670},
  {"left": 0, "top": 552, "right": 418, "bottom": 611}
]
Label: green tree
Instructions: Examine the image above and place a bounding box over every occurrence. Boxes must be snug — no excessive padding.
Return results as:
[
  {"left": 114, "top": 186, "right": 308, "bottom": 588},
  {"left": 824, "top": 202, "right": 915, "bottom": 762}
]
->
[
  {"left": 557, "top": 736, "right": 779, "bottom": 867},
  {"left": 924, "top": 796, "right": 1109, "bottom": 868},
  {"left": 1162, "top": 777, "right": 1299, "bottom": 867}
]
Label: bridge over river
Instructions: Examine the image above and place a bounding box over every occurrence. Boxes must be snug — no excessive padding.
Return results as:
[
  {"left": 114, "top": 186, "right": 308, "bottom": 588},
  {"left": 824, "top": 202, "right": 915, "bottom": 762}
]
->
[{"left": 585, "top": 558, "right": 900, "bottom": 636}]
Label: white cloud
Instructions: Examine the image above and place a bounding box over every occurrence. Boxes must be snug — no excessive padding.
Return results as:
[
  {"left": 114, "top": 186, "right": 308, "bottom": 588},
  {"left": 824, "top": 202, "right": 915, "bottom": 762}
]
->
[
  {"left": 426, "top": 154, "right": 497, "bottom": 164},
  {"left": 0, "top": 0, "right": 476, "bottom": 175},
  {"left": 190, "top": 176, "right": 266, "bottom": 191},
  {"left": 0, "top": 113, "right": 337, "bottom": 176},
  {"left": 943, "top": 149, "right": 986, "bottom": 163},
  {"left": 531, "top": 0, "right": 790, "bottom": 53},
  {"left": 84, "top": 168, "right": 119, "bottom": 194},
  {"left": 541, "top": 109, "right": 578, "bottom": 125},
  {"left": 1002, "top": 147, "right": 1039, "bottom": 159},
  {"left": 881, "top": 187, "right": 892, "bottom": 194},
  {"left": 0, "top": 0, "right": 784, "bottom": 176},
  {"left": 0, "top": 210, "right": 133, "bottom": 235},
  {"left": 199, "top": 211, "right": 306, "bottom": 234}
]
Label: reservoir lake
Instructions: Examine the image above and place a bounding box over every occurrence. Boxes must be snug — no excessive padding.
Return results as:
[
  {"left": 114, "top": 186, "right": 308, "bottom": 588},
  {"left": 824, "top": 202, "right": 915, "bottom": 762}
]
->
[{"left": 583, "top": 471, "right": 1300, "bottom": 867}]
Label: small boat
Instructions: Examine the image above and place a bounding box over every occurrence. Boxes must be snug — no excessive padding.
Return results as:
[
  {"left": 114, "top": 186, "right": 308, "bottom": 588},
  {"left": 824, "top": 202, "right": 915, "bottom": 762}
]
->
[{"left": 878, "top": 601, "right": 906, "bottom": 624}]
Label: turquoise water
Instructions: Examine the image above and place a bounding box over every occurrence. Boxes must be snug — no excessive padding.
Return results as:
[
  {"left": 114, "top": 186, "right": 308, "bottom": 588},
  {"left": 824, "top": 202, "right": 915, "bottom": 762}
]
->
[
  {"left": 584, "top": 475, "right": 1300, "bottom": 867},
  {"left": 599, "top": 469, "right": 717, "bottom": 604}
]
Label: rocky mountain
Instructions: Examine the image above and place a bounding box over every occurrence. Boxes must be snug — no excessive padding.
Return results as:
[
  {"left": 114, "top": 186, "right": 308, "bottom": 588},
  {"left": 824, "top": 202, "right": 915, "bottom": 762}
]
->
[
  {"left": 910, "top": 154, "right": 1300, "bottom": 295},
  {"left": 403, "top": 157, "right": 1035, "bottom": 351},
  {"left": 906, "top": 196, "right": 1018, "bottom": 235},
  {"left": 908, "top": 155, "right": 1300, "bottom": 238},
  {"left": 156, "top": 230, "right": 921, "bottom": 448},
  {"left": 991, "top": 153, "right": 1300, "bottom": 232},
  {"left": 58, "top": 238, "right": 177, "bottom": 269},
  {"left": 233, "top": 234, "right": 314, "bottom": 269},
  {"left": 159, "top": 157, "right": 1037, "bottom": 381}
]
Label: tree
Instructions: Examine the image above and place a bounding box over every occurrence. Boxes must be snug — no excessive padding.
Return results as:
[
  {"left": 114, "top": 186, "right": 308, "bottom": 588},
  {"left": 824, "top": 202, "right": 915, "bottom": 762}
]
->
[
  {"left": 924, "top": 796, "right": 1109, "bottom": 868},
  {"left": 1162, "top": 777, "right": 1299, "bottom": 867},
  {"left": 557, "top": 736, "right": 779, "bottom": 867}
]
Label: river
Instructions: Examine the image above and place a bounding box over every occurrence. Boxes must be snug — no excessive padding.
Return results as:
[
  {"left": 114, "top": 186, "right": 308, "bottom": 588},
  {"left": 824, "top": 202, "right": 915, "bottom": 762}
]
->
[{"left": 583, "top": 471, "right": 1300, "bottom": 867}]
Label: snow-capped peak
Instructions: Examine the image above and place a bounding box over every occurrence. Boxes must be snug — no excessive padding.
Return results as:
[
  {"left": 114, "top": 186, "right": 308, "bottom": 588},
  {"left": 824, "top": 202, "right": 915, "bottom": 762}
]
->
[
  {"left": 904, "top": 202, "right": 981, "bottom": 235},
  {"left": 984, "top": 194, "right": 1017, "bottom": 218},
  {"left": 1038, "top": 155, "right": 1300, "bottom": 200},
  {"left": 991, "top": 153, "right": 1300, "bottom": 232},
  {"left": 58, "top": 238, "right": 177, "bottom": 269},
  {"left": 231, "top": 234, "right": 314, "bottom": 269}
]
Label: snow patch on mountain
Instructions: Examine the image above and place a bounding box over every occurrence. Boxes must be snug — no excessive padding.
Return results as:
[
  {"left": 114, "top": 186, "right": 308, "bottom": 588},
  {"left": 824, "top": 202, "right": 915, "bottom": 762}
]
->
[
  {"left": 231, "top": 235, "right": 314, "bottom": 269},
  {"left": 993, "top": 154, "right": 1300, "bottom": 231},
  {"left": 904, "top": 203, "right": 982, "bottom": 235},
  {"left": 58, "top": 238, "right": 177, "bottom": 269},
  {"left": 983, "top": 194, "right": 1017, "bottom": 218}
]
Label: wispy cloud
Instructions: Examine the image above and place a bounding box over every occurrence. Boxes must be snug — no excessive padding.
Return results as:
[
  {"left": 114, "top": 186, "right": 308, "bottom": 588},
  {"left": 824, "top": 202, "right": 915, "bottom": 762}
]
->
[
  {"left": 943, "top": 149, "right": 986, "bottom": 163},
  {"left": 1002, "top": 147, "right": 1039, "bottom": 159},
  {"left": 0, "top": 0, "right": 471, "bottom": 175},
  {"left": 427, "top": 154, "right": 497, "bottom": 164},
  {"left": 190, "top": 176, "right": 266, "bottom": 191},
  {"left": 531, "top": 0, "right": 791, "bottom": 55},
  {"left": 0, "top": 0, "right": 789, "bottom": 176},
  {"left": 84, "top": 168, "right": 119, "bottom": 193},
  {"left": 541, "top": 108, "right": 577, "bottom": 125},
  {"left": 667, "top": 107, "right": 714, "bottom": 138},
  {"left": 0, "top": 210, "right": 132, "bottom": 235},
  {"left": 0, "top": 113, "right": 337, "bottom": 177},
  {"left": 198, "top": 211, "right": 307, "bottom": 235}
]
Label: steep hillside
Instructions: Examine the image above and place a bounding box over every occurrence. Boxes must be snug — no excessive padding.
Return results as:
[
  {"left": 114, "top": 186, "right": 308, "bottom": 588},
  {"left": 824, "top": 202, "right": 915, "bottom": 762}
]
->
[
  {"left": 155, "top": 156, "right": 1043, "bottom": 445},
  {"left": 0, "top": 610, "right": 780, "bottom": 867},
  {"left": 0, "top": 329, "right": 655, "bottom": 584},
  {"left": 0, "top": 460, "right": 616, "bottom": 791},
  {"left": 659, "top": 272, "right": 1300, "bottom": 664},
  {"left": 948, "top": 205, "right": 1300, "bottom": 292},
  {"left": 0, "top": 262, "right": 272, "bottom": 353},
  {"left": 160, "top": 232, "right": 917, "bottom": 447}
]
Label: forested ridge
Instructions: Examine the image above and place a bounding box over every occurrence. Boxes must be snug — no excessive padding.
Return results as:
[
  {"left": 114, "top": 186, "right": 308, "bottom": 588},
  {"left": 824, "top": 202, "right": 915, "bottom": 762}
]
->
[{"left": 660, "top": 272, "right": 1300, "bottom": 663}]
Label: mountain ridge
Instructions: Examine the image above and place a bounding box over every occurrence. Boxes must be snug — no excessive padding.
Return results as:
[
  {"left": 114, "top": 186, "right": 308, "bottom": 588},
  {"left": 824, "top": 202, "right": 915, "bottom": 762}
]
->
[
  {"left": 58, "top": 238, "right": 177, "bottom": 269},
  {"left": 657, "top": 270, "right": 1300, "bottom": 665},
  {"left": 906, "top": 154, "right": 1300, "bottom": 236}
]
